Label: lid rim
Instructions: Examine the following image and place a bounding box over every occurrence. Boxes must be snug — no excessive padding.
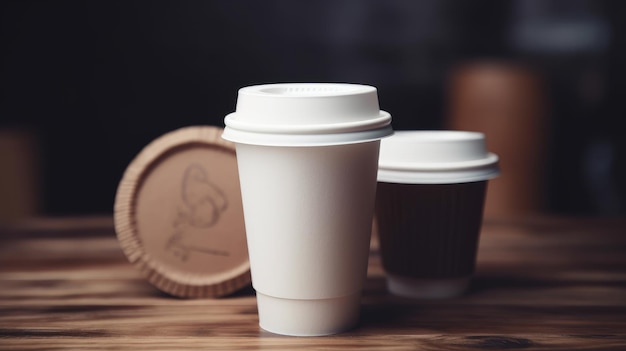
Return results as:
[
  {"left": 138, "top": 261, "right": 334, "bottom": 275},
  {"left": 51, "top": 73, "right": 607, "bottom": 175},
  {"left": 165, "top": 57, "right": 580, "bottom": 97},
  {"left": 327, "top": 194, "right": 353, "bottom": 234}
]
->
[
  {"left": 378, "top": 153, "right": 499, "bottom": 172},
  {"left": 377, "top": 168, "right": 501, "bottom": 184},
  {"left": 224, "top": 111, "right": 391, "bottom": 134},
  {"left": 222, "top": 124, "right": 394, "bottom": 147}
]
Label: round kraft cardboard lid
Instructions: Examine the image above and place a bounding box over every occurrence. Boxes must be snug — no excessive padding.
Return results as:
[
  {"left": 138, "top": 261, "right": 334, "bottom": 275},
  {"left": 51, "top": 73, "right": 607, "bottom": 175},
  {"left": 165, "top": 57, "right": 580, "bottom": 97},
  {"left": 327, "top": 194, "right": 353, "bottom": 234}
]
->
[{"left": 114, "top": 126, "right": 250, "bottom": 298}]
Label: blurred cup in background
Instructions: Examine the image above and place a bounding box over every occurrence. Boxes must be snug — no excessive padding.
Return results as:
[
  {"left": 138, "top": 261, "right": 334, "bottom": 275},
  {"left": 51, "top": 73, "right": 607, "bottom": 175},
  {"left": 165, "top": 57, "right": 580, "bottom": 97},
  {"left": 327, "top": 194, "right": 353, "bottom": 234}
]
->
[{"left": 446, "top": 62, "right": 548, "bottom": 218}]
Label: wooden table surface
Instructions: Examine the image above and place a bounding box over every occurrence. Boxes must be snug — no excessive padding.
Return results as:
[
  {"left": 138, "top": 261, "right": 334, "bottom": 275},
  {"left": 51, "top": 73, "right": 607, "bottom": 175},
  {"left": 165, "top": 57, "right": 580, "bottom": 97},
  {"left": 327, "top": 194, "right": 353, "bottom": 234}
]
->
[{"left": 1, "top": 216, "right": 625, "bottom": 350}]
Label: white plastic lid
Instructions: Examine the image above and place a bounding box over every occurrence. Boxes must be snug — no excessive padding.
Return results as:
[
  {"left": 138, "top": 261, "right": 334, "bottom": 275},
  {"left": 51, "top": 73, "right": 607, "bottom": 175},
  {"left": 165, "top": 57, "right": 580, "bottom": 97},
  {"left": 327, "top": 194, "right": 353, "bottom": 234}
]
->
[
  {"left": 377, "top": 131, "right": 500, "bottom": 184},
  {"left": 222, "top": 83, "right": 393, "bottom": 146}
]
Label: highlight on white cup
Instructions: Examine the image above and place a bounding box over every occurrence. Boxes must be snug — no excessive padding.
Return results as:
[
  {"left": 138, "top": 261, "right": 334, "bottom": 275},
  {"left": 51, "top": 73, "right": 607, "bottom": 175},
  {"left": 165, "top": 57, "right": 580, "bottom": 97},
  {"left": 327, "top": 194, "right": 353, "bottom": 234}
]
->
[{"left": 222, "top": 83, "right": 393, "bottom": 336}]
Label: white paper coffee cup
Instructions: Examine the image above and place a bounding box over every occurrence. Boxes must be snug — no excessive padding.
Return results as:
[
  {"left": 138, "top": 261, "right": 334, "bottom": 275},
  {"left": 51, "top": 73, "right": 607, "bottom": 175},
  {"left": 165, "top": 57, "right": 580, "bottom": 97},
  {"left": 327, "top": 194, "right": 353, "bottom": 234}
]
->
[
  {"left": 376, "top": 131, "right": 499, "bottom": 299},
  {"left": 222, "top": 83, "right": 392, "bottom": 336}
]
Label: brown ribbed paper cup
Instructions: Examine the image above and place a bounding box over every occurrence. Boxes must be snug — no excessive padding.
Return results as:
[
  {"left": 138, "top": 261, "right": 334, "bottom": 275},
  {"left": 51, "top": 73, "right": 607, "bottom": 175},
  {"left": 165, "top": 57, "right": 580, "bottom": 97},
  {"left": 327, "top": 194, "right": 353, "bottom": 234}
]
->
[{"left": 375, "top": 131, "right": 499, "bottom": 299}]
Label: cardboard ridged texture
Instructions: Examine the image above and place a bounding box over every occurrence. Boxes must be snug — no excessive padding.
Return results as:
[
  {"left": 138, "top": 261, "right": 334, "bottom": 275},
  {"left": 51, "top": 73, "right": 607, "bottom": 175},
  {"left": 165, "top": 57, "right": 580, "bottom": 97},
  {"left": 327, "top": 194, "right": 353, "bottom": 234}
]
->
[
  {"left": 114, "top": 126, "right": 251, "bottom": 298},
  {"left": 375, "top": 181, "right": 487, "bottom": 279}
]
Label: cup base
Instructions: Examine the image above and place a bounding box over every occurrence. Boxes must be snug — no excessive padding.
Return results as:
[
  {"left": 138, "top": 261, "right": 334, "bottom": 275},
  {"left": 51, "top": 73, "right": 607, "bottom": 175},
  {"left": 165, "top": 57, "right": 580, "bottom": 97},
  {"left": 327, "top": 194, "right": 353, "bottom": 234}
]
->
[
  {"left": 386, "top": 274, "right": 471, "bottom": 299},
  {"left": 256, "top": 291, "right": 361, "bottom": 336}
]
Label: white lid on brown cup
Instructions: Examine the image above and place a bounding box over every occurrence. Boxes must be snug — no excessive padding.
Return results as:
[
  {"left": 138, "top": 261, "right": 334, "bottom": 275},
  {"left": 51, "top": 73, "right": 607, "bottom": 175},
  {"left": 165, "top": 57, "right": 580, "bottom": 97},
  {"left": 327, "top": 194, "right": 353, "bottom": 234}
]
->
[
  {"left": 114, "top": 126, "right": 250, "bottom": 298},
  {"left": 377, "top": 130, "right": 500, "bottom": 184}
]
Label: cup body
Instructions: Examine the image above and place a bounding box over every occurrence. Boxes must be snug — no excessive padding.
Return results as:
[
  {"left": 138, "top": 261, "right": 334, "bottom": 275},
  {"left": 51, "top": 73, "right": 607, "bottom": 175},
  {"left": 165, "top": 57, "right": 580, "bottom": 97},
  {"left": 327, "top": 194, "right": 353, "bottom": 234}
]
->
[
  {"left": 222, "top": 83, "right": 392, "bottom": 335},
  {"left": 375, "top": 181, "right": 487, "bottom": 298},
  {"left": 235, "top": 142, "right": 379, "bottom": 335}
]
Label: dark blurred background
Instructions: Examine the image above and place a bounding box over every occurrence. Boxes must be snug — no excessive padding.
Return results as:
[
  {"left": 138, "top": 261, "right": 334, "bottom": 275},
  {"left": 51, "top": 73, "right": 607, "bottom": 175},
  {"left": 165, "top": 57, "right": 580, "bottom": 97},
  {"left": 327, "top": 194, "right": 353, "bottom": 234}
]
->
[{"left": 1, "top": 0, "right": 625, "bottom": 221}]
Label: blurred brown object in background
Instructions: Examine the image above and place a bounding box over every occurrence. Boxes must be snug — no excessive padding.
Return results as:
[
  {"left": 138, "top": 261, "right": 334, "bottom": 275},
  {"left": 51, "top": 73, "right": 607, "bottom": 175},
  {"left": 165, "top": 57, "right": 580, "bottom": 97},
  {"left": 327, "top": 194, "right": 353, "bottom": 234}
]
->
[
  {"left": 446, "top": 62, "right": 549, "bottom": 218},
  {"left": 0, "top": 128, "right": 41, "bottom": 224}
]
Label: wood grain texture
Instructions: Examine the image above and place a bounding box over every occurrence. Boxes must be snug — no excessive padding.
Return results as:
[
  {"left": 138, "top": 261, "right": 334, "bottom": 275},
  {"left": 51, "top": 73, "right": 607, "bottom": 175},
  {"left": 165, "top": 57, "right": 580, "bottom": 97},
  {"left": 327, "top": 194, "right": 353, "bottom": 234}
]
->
[{"left": 1, "top": 216, "right": 625, "bottom": 350}]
